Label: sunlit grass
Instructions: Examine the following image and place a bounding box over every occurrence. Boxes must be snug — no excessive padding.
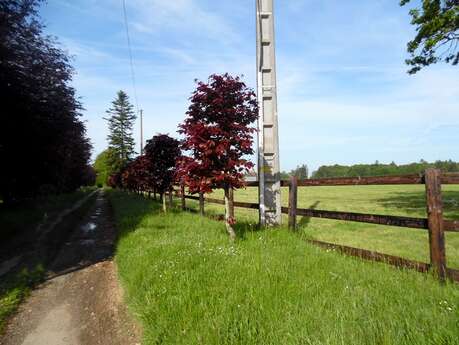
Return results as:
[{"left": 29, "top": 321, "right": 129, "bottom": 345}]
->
[
  {"left": 0, "top": 266, "right": 44, "bottom": 333},
  {"left": 183, "top": 185, "right": 459, "bottom": 268},
  {"left": 109, "top": 190, "right": 459, "bottom": 345}
]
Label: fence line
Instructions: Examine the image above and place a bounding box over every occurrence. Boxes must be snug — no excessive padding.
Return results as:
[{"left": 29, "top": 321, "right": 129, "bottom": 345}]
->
[{"left": 165, "top": 169, "right": 458, "bottom": 282}]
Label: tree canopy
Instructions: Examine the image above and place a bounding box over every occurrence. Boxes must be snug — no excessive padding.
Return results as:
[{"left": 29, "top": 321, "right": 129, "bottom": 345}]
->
[
  {"left": 401, "top": 0, "right": 459, "bottom": 74},
  {"left": 144, "top": 134, "right": 181, "bottom": 196},
  {"left": 177, "top": 74, "right": 258, "bottom": 194},
  {"left": 0, "top": 0, "right": 93, "bottom": 202},
  {"left": 177, "top": 74, "right": 258, "bottom": 239},
  {"left": 93, "top": 149, "right": 115, "bottom": 186},
  {"left": 312, "top": 160, "right": 459, "bottom": 178},
  {"left": 104, "top": 90, "right": 137, "bottom": 173}
]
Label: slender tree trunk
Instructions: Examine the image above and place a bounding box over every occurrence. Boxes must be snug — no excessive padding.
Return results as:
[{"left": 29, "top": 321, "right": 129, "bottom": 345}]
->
[
  {"left": 161, "top": 193, "right": 167, "bottom": 213},
  {"left": 224, "top": 186, "right": 236, "bottom": 241},
  {"left": 168, "top": 187, "right": 173, "bottom": 209},
  {"left": 199, "top": 192, "right": 205, "bottom": 216}
]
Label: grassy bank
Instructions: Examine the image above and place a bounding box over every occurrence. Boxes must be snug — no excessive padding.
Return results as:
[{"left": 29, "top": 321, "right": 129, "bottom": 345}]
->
[
  {"left": 0, "top": 267, "right": 44, "bottom": 332},
  {"left": 109, "top": 190, "right": 459, "bottom": 345},
  {"left": 0, "top": 186, "right": 96, "bottom": 243},
  {"left": 0, "top": 187, "right": 97, "bottom": 334},
  {"left": 183, "top": 185, "right": 459, "bottom": 268}
]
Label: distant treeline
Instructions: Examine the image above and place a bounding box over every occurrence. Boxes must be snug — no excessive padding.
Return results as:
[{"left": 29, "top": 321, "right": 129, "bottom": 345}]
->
[{"left": 311, "top": 160, "right": 459, "bottom": 179}]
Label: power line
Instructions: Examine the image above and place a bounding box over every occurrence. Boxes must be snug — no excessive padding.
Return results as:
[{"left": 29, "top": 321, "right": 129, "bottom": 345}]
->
[{"left": 122, "top": 0, "right": 140, "bottom": 114}]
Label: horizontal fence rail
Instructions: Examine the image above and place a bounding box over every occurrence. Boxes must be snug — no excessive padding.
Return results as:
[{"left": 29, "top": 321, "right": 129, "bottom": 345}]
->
[
  {"left": 178, "top": 191, "right": 458, "bottom": 233},
  {"left": 164, "top": 170, "right": 459, "bottom": 283},
  {"left": 442, "top": 173, "right": 459, "bottom": 185},
  {"left": 182, "top": 195, "right": 259, "bottom": 210},
  {"left": 308, "top": 239, "right": 431, "bottom": 273},
  {"left": 290, "top": 174, "right": 425, "bottom": 187},
  {"left": 306, "top": 239, "right": 459, "bottom": 281},
  {"left": 281, "top": 207, "right": 429, "bottom": 230},
  {"left": 245, "top": 172, "right": 459, "bottom": 187},
  {"left": 444, "top": 220, "right": 459, "bottom": 232}
]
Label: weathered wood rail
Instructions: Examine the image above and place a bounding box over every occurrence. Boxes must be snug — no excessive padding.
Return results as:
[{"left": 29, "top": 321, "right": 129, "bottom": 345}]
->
[{"left": 167, "top": 169, "right": 459, "bottom": 282}]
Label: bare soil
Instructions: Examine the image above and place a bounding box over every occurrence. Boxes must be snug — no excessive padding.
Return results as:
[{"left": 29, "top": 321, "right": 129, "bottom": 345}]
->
[{"left": 0, "top": 191, "right": 141, "bottom": 345}]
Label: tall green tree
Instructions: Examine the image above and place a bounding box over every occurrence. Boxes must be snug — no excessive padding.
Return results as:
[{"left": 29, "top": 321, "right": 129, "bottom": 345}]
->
[
  {"left": 104, "top": 91, "right": 137, "bottom": 172},
  {"left": 290, "top": 164, "right": 309, "bottom": 179},
  {"left": 93, "top": 149, "right": 114, "bottom": 186},
  {"left": 401, "top": 0, "right": 459, "bottom": 74}
]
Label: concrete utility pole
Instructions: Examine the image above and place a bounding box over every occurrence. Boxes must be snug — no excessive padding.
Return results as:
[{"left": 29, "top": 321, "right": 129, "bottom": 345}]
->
[
  {"left": 256, "top": 0, "right": 281, "bottom": 226},
  {"left": 139, "top": 109, "right": 144, "bottom": 155}
]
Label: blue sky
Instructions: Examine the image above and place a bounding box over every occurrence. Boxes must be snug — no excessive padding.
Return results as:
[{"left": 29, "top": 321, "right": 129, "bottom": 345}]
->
[{"left": 41, "top": 0, "right": 459, "bottom": 172}]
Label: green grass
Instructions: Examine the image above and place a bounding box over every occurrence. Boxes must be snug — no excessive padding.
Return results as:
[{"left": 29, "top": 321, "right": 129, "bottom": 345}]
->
[
  {"left": 182, "top": 185, "right": 459, "bottom": 269},
  {"left": 0, "top": 187, "right": 96, "bottom": 334},
  {"left": 0, "top": 267, "right": 44, "bottom": 333},
  {"left": 0, "top": 186, "right": 96, "bottom": 243},
  {"left": 109, "top": 190, "right": 459, "bottom": 345}
]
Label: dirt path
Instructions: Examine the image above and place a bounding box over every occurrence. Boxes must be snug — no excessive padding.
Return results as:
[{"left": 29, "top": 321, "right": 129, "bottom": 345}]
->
[{"left": 0, "top": 191, "right": 141, "bottom": 345}]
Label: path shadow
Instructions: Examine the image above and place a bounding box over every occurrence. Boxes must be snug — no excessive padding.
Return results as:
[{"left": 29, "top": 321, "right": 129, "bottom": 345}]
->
[
  {"left": 234, "top": 221, "right": 267, "bottom": 240},
  {"left": 376, "top": 190, "right": 459, "bottom": 219},
  {"left": 41, "top": 190, "right": 162, "bottom": 281},
  {"left": 297, "top": 201, "right": 321, "bottom": 228},
  {"left": 48, "top": 190, "right": 167, "bottom": 281}
]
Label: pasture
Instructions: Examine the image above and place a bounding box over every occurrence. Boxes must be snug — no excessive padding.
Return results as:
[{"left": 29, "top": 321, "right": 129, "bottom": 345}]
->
[
  {"left": 184, "top": 184, "right": 459, "bottom": 269},
  {"left": 109, "top": 190, "right": 459, "bottom": 345}
]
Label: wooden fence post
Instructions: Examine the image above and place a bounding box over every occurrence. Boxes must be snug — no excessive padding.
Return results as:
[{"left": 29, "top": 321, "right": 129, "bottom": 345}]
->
[
  {"left": 181, "top": 184, "right": 186, "bottom": 210},
  {"left": 199, "top": 192, "right": 205, "bottom": 216},
  {"left": 288, "top": 176, "right": 298, "bottom": 230},
  {"left": 425, "top": 168, "right": 447, "bottom": 281}
]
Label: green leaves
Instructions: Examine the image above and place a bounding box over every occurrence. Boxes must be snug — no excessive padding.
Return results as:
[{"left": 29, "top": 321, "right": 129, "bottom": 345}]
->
[
  {"left": 401, "top": 0, "right": 459, "bottom": 74},
  {"left": 104, "top": 90, "right": 137, "bottom": 169}
]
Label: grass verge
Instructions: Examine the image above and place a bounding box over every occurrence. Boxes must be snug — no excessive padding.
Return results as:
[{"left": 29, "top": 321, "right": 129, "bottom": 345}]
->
[
  {"left": 0, "top": 188, "right": 97, "bottom": 334},
  {"left": 109, "top": 190, "right": 459, "bottom": 345},
  {"left": 182, "top": 185, "right": 459, "bottom": 268},
  {"left": 0, "top": 186, "right": 96, "bottom": 243},
  {"left": 0, "top": 266, "right": 44, "bottom": 333}
]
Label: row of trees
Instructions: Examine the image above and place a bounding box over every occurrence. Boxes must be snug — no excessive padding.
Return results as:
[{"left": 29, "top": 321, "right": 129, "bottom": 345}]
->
[
  {"left": 102, "top": 74, "right": 257, "bottom": 240},
  {"left": 0, "top": 0, "right": 94, "bottom": 204},
  {"left": 280, "top": 164, "right": 309, "bottom": 180},
  {"left": 312, "top": 160, "right": 459, "bottom": 178}
]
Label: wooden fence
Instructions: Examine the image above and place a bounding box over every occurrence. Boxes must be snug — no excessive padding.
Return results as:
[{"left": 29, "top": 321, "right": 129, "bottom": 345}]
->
[{"left": 169, "top": 169, "right": 459, "bottom": 282}]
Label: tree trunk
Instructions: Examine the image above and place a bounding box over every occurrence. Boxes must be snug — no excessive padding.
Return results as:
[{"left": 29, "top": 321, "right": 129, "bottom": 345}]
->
[
  {"left": 161, "top": 193, "right": 167, "bottom": 213},
  {"left": 199, "top": 193, "right": 205, "bottom": 216},
  {"left": 181, "top": 184, "right": 186, "bottom": 210},
  {"left": 168, "top": 187, "right": 173, "bottom": 209},
  {"left": 224, "top": 186, "right": 236, "bottom": 241}
]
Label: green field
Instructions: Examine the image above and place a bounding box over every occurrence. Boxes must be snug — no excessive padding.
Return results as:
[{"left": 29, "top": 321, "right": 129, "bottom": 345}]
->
[
  {"left": 182, "top": 185, "right": 459, "bottom": 269},
  {"left": 109, "top": 190, "right": 459, "bottom": 345}
]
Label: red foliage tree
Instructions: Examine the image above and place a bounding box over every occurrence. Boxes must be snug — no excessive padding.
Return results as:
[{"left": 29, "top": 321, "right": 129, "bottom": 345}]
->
[
  {"left": 177, "top": 74, "right": 258, "bottom": 240},
  {"left": 120, "top": 156, "right": 154, "bottom": 193},
  {"left": 108, "top": 171, "right": 123, "bottom": 189},
  {"left": 144, "top": 134, "right": 181, "bottom": 211}
]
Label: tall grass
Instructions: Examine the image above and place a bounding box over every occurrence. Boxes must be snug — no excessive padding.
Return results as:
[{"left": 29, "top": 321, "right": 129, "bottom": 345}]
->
[
  {"left": 110, "top": 191, "right": 459, "bottom": 345},
  {"left": 183, "top": 185, "right": 459, "bottom": 268}
]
